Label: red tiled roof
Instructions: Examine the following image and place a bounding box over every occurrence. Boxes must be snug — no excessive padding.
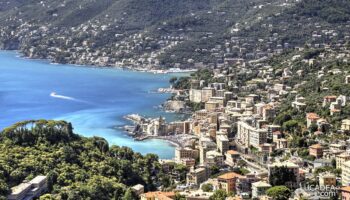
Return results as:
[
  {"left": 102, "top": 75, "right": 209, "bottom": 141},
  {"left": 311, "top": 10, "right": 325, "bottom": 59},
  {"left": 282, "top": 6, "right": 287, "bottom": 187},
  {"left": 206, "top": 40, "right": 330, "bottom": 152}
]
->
[
  {"left": 218, "top": 172, "right": 245, "bottom": 180},
  {"left": 307, "top": 113, "right": 320, "bottom": 120}
]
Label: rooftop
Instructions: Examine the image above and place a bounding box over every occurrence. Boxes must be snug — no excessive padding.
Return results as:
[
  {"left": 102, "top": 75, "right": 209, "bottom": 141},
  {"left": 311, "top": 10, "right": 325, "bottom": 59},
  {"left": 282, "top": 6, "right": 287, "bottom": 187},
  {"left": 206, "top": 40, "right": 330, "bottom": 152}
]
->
[
  {"left": 10, "top": 183, "right": 32, "bottom": 195},
  {"left": 307, "top": 113, "right": 320, "bottom": 120},
  {"left": 341, "top": 186, "right": 350, "bottom": 193},
  {"left": 310, "top": 144, "right": 323, "bottom": 149},
  {"left": 29, "top": 176, "right": 47, "bottom": 185},
  {"left": 226, "top": 150, "right": 240, "bottom": 155},
  {"left": 252, "top": 181, "right": 271, "bottom": 188},
  {"left": 218, "top": 172, "right": 245, "bottom": 180},
  {"left": 141, "top": 191, "right": 175, "bottom": 199}
]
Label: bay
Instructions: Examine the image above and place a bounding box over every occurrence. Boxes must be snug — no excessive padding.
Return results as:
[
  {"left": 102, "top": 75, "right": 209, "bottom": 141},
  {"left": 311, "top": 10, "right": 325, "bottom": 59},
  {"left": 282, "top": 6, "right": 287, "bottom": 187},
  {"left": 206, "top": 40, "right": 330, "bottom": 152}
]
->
[{"left": 0, "top": 51, "right": 183, "bottom": 159}]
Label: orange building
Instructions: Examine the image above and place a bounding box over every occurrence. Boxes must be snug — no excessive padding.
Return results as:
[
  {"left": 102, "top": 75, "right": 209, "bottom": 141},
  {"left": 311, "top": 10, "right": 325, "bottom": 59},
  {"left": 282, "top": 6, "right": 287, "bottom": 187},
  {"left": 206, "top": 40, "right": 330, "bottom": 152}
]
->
[
  {"left": 218, "top": 172, "right": 245, "bottom": 193},
  {"left": 141, "top": 192, "right": 175, "bottom": 200},
  {"left": 309, "top": 144, "right": 323, "bottom": 158},
  {"left": 341, "top": 186, "right": 350, "bottom": 200},
  {"left": 306, "top": 113, "right": 320, "bottom": 128}
]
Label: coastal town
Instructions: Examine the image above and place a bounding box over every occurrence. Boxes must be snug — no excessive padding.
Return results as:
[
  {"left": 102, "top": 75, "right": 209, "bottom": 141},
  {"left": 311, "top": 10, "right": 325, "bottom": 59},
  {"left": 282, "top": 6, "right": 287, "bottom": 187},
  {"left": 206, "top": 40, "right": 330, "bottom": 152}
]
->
[
  {"left": 1, "top": 0, "right": 350, "bottom": 200},
  {"left": 116, "top": 31, "right": 350, "bottom": 199}
]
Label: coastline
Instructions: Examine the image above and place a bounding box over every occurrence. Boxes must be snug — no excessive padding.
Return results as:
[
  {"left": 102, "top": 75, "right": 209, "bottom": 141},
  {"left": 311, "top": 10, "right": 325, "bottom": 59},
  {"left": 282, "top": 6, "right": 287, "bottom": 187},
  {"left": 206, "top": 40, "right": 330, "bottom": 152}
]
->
[
  {"left": 1, "top": 50, "right": 190, "bottom": 157},
  {"left": 134, "top": 135, "right": 182, "bottom": 148},
  {"left": 4, "top": 49, "right": 197, "bottom": 74}
]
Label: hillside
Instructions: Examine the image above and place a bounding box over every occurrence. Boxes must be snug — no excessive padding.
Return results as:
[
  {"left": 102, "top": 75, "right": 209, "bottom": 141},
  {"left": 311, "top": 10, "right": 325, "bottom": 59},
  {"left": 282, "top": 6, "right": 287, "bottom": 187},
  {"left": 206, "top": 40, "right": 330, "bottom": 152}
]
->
[
  {"left": 0, "top": 120, "right": 177, "bottom": 199},
  {"left": 0, "top": 0, "right": 349, "bottom": 69}
]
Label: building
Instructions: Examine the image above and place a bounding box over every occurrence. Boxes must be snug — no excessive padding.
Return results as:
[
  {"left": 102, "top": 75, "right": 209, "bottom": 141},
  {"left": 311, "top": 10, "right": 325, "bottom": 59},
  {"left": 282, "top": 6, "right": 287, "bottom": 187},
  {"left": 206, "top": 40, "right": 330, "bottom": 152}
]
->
[
  {"left": 189, "top": 88, "right": 215, "bottom": 103},
  {"left": 236, "top": 173, "right": 259, "bottom": 195},
  {"left": 167, "top": 121, "right": 191, "bottom": 134},
  {"left": 181, "top": 191, "right": 213, "bottom": 200},
  {"left": 206, "top": 150, "right": 224, "bottom": 166},
  {"left": 131, "top": 184, "right": 145, "bottom": 196},
  {"left": 342, "top": 160, "right": 350, "bottom": 186},
  {"left": 341, "top": 186, "right": 350, "bottom": 200},
  {"left": 292, "top": 96, "right": 306, "bottom": 110},
  {"left": 322, "top": 96, "right": 337, "bottom": 107},
  {"left": 202, "top": 88, "right": 215, "bottom": 102},
  {"left": 225, "top": 150, "right": 240, "bottom": 165},
  {"left": 262, "top": 105, "right": 276, "bottom": 122},
  {"left": 190, "top": 89, "right": 202, "bottom": 103},
  {"left": 236, "top": 121, "right": 268, "bottom": 148},
  {"left": 342, "top": 119, "right": 350, "bottom": 132},
  {"left": 309, "top": 144, "right": 324, "bottom": 158},
  {"left": 217, "top": 172, "right": 245, "bottom": 193},
  {"left": 346, "top": 75, "right": 350, "bottom": 84},
  {"left": 313, "top": 159, "right": 332, "bottom": 168},
  {"left": 180, "top": 158, "right": 196, "bottom": 168},
  {"left": 216, "top": 134, "right": 229, "bottom": 154},
  {"left": 337, "top": 153, "right": 350, "bottom": 169},
  {"left": 141, "top": 192, "right": 175, "bottom": 200},
  {"left": 319, "top": 173, "right": 336, "bottom": 187},
  {"left": 260, "top": 143, "right": 276, "bottom": 154},
  {"left": 251, "top": 181, "right": 271, "bottom": 198},
  {"left": 175, "top": 148, "right": 198, "bottom": 162},
  {"left": 205, "top": 101, "right": 219, "bottom": 112},
  {"left": 306, "top": 113, "right": 320, "bottom": 128},
  {"left": 199, "top": 138, "right": 216, "bottom": 165},
  {"left": 186, "top": 167, "right": 207, "bottom": 186},
  {"left": 7, "top": 176, "right": 47, "bottom": 200}
]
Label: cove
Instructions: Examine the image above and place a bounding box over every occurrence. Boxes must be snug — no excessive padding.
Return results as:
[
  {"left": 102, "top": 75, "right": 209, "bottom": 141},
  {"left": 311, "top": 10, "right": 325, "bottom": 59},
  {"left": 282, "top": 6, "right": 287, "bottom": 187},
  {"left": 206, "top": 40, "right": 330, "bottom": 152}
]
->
[{"left": 0, "top": 51, "right": 183, "bottom": 159}]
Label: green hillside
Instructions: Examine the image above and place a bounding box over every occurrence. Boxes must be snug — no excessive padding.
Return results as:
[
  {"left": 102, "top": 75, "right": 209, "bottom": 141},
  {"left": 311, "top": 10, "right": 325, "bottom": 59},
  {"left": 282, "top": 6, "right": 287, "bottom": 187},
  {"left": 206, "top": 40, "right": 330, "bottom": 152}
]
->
[
  {"left": 0, "top": 0, "right": 349, "bottom": 68},
  {"left": 0, "top": 120, "right": 168, "bottom": 200}
]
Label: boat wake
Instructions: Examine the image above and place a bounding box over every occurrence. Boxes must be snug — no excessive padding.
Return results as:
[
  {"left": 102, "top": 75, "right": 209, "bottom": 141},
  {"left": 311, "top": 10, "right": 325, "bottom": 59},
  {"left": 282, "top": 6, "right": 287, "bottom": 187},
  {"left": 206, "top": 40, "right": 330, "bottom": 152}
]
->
[{"left": 50, "top": 92, "right": 90, "bottom": 104}]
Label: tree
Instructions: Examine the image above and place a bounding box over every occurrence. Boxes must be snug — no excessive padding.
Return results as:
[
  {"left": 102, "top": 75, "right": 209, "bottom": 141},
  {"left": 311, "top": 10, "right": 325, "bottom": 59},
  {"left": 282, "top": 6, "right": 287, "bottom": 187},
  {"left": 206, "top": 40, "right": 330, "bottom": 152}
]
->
[
  {"left": 0, "top": 120, "right": 165, "bottom": 200},
  {"left": 0, "top": 179, "right": 9, "bottom": 197},
  {"left": 269, "top": 166, "right": 296, "bottom": 186},
  {"left": 169, "top": 77, "right": 178, "bottom": 84},
  {"left": 122, "top": 188, "right": 137, "bottom": 200},
  {"left": 210, "top": 165, "right": 220, "bottom": 176},
  {"left": 175, "top": 193, "right": 186, "bottom": 200},
  {"left": 309, "top": 122, "right": 318, "bottom": 133},
  {"left": 209, "top": 190, "right": 227, "bottom": 200},
  {"left": 201, "top": 183, "right": 213, "bottom": 192},
  {"left": 40, "top": 194, "right": 56, "bottom": 200},
  {"left": 174, "top": 164, "right": 188, "bottom": 181},
  {"left": 282, "top": 120, "right": 299, "bottom": 133},
  {"left": 266, "top": 186, "right": 291, "bottom": 200}
]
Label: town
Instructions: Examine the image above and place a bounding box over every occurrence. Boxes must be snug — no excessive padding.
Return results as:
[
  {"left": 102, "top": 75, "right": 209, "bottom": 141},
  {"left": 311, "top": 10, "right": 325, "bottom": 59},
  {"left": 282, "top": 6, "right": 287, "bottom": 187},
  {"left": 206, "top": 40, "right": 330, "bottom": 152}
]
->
[
  {"left": 118, "top": 34, "right": 350, "bottom": 199},
  {"left": 1, "top": 0, "right": 350, "bottom": 200}
]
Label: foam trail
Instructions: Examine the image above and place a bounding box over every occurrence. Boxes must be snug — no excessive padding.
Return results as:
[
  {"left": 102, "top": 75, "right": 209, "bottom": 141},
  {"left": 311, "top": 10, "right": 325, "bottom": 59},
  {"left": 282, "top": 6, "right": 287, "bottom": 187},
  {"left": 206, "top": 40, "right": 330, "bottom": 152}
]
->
[{"left": 50, "top": 92, "right": 91, "bottom": 104}]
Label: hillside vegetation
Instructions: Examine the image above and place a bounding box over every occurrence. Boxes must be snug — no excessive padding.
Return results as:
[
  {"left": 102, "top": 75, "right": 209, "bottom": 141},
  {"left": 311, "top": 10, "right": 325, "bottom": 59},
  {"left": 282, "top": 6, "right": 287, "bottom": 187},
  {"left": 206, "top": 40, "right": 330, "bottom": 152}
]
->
[
  {"left": 0, "top": 120, "right": 170, "bottom": 200},
  {"left": 0, "top": 0, "right": 349, "bottom": 68}
]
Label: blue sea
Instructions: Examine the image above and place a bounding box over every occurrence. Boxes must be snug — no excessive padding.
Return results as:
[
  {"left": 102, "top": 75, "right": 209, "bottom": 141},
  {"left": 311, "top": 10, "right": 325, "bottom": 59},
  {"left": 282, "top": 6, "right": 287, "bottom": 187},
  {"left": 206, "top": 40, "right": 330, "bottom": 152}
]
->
[{"left": 0, "top": 51, "right": 184, "bottom": 159}]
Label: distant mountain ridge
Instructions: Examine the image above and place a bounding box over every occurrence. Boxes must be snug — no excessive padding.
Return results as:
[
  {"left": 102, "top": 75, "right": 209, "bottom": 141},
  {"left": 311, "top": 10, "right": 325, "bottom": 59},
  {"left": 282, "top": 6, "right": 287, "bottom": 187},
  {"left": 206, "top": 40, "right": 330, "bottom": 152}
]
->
[{"left": 0, "top": 0, "right": 349, "bottom": 68}]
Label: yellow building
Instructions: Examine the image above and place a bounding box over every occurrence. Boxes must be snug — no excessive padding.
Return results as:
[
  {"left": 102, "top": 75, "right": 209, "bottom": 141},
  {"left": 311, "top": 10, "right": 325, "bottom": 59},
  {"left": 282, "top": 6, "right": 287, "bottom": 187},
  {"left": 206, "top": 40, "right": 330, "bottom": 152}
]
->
[
  {"left": 342, "top": 161, "right": 350, "bottom": 186},
  {"left": 337, "top": 153, "right": 350, "bottom": 169},
  {"left": 205, "top": 101, "right": 219, "bottom": 112}
]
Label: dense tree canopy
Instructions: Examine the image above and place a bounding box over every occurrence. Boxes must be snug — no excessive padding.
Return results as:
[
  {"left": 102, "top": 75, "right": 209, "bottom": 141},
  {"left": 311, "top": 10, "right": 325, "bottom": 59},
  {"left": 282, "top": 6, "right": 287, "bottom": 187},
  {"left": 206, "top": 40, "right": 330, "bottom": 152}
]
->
[
  {"left": 266, "top": 186, "right": 291, "bottom": 200},
  {"left": 0, "top": 120, "right": 164, "bottom": 199}
]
